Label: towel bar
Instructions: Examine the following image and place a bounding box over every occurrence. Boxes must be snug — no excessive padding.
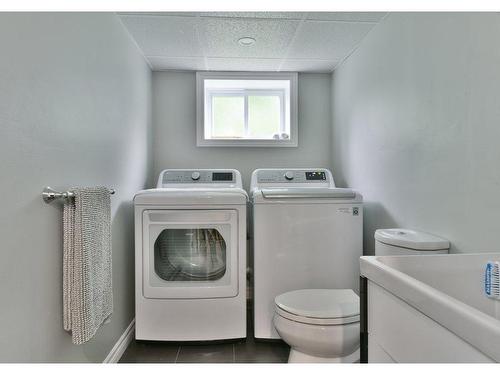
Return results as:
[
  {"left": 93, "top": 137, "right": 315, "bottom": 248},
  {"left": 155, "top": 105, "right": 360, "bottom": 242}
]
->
[{"left": 42, "top": 186, "right": 115, "bottom": 204}]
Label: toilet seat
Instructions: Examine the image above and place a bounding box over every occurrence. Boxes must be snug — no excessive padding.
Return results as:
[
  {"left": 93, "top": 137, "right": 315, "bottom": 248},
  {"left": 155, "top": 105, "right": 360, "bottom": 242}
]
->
[{"left": 275, "top": 289, "right": 360, "bottom": 326}]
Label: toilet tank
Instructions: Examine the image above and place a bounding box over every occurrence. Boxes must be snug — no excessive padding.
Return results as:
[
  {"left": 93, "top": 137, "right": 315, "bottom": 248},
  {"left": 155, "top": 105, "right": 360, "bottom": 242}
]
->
[{"left": 374, "top": 229, "right": 450, "bottom": 256}]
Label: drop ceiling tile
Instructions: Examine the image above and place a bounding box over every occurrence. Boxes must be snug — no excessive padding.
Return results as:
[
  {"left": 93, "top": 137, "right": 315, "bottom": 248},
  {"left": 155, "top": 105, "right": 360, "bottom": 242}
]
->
[
  {"left": 197, "top": 12, "right": 306, "bottom": 19},
  {"left": 148, "top": 56, "right": 206, "bottom": 71},
  {"left": 287, "top": 21, "right": 375, "bottom": 60},
  {"left": 305, "top": 12, "right": 386, "bottom": 22},
  {"left": 280, "top": 59, "right": 337, "bottom": 73},
  {"left": 198, "top": 17, "right": 301, "bottom": 58},
  {"left": 118, "top": 12, "right": 198, "bottom": 17},
  {"left": 119, "top": 15, "right": 203, "bottom": 57},
  {"left": 118, "top": 12, "right": 306, "bottom": 19},
  {"left": 206, "top": 58, "right": 282, "bottom": 72},
  {"left": 117, "top": 12, "right": 386, "bottom": 22}
]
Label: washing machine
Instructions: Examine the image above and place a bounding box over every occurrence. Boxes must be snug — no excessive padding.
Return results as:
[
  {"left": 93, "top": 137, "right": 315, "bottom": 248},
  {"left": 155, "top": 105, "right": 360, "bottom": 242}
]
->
[
  {"left": 134, "top": 169, "right": 247, "bottom": 341},
  {"left": 250, "top": 168, "right": 363, "bottom": 339}
]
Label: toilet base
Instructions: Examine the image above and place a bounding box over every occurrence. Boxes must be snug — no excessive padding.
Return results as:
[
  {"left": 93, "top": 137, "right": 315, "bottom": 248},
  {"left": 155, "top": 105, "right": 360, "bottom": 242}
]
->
[{"left": 288, "top": 348, "right": 360, "bottom": 363}]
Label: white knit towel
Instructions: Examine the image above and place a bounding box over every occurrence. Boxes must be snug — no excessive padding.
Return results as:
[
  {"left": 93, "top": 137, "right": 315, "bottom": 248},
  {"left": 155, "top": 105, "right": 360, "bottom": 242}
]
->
[{"left": 63, "top": 187, "right": 113, "bottom": 345}]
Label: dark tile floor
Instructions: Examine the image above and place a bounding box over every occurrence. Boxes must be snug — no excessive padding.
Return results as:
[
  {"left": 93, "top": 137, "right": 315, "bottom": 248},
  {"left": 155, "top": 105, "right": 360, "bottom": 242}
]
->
[{"left": 119, "top": 309, "right": 290, "bottom": 363}]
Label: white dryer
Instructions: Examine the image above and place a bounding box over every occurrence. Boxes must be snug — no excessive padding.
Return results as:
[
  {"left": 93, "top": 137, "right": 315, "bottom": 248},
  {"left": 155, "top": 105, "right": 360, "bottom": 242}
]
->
[
  {"left": 250, "top": 168, "right": 363, "bottom": 339},
  {"left": 134, "top": 169, "right": 247, "bottom": 341}
]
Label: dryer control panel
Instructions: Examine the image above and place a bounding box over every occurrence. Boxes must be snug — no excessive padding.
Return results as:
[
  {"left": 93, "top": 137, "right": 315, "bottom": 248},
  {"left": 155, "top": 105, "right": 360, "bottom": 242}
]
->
[{"left": 157, "top": 169, "right": 242, "bottom": 188}]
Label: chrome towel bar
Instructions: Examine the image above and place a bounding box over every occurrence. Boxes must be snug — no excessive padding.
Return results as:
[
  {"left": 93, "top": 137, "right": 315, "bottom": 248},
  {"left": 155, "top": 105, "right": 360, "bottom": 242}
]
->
[{"left": 42, "top": 186, "right": 115, "bottom": 204}]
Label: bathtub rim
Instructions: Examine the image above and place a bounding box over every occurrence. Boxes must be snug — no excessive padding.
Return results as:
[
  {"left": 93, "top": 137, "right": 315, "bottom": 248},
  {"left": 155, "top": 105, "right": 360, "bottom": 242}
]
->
[{"left": 360, "top": 253, "right": 500, "bottom": 362}]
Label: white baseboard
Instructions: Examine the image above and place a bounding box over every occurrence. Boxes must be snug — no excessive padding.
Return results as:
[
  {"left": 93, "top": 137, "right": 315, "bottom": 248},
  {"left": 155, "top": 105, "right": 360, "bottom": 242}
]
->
[{"left": 103, "top": 319, "right": 135, "bottom": 363}]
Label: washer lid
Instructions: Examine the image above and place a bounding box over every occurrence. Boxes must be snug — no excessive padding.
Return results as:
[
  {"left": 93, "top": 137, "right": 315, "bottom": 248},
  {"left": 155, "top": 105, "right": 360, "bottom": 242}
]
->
[
  {"left": 252, "top": 187, "right": 362, "bottom": 204},
  {"left": 275, "top": 289, "right": 359, "bottom": 319},
  {"left": 375, "top": 228, "right": 450, "bottom": 250},
  {"left": 260, "top": 187, "right": 356, "bottom": 199}
]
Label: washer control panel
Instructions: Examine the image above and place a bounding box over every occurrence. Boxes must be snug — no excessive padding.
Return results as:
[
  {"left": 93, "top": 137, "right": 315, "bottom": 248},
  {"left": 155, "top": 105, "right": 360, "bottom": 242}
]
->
[
  {"left": 256, "top": 169, "right": 329, "bottom": 184},
  {"left": 305, "top": 171, "right": 326, "bottom": 181},
  {"left": 162, "top": 170, "right": 235, "bottom": 184}
]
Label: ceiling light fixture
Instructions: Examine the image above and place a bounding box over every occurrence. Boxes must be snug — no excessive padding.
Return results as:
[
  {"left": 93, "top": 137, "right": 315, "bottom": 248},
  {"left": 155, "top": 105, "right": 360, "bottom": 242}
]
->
[{"left": 238, "top": 37, "right": 256, "bottom": 46}]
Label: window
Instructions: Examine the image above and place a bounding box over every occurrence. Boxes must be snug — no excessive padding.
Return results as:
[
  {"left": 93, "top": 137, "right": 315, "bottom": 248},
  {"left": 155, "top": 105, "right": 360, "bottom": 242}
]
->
[{"left": 196, "top": 72, "right": 298, "bottom": 147}]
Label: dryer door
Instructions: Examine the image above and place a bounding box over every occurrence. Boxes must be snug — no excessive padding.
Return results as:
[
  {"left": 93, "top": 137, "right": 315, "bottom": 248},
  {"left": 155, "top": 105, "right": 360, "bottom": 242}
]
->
[{"left": 142, "top": 209, "right": 239, "bottom": 299}]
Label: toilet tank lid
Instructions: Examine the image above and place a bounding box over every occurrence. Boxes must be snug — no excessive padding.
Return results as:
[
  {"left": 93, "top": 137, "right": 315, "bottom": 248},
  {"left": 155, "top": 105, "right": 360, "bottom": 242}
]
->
[
  {"left": 275, "top": 289, "right": 359, "bottom": 319},
  {"left": 375, "top": 228, "right": 450, "bottom": 250}
]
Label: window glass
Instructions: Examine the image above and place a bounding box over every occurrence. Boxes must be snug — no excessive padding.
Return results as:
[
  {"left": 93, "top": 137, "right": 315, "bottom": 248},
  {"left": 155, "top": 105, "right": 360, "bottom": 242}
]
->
[
  {"left": 212, "top": 96, "right": 245, "bottom": 138},
  {"left": 248, "top": 95, "right": 281, "bottom": 138}
]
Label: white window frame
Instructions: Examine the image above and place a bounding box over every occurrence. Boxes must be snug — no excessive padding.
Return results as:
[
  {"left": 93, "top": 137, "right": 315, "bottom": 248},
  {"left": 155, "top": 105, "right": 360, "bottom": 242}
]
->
[{"left": 196, "top": 72, "right": 298, "bottom": 147}]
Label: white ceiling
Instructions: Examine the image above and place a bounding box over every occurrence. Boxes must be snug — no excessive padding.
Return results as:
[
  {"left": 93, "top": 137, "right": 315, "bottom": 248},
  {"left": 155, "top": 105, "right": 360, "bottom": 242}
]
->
[{"left": 118, "top": 12, "right": 386, "bottom": 73}]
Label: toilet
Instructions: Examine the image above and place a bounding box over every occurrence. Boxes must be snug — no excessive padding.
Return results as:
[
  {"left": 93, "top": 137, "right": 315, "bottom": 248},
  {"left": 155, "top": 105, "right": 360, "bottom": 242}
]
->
[
  {"left": 274, "top": 289, "right": 360, "bottom": 363},
  {"left": 273, "top": 228, "right": 450, "bottom": 363},
  {"left": 375, "top": 228, "right": 450, "bottom": 255}
]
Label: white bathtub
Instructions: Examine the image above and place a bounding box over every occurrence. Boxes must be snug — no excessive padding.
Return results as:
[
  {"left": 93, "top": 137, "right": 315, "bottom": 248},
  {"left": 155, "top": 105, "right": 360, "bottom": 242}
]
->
[{"left": 360, "top": 253, "right": 500, "bottom": 362}]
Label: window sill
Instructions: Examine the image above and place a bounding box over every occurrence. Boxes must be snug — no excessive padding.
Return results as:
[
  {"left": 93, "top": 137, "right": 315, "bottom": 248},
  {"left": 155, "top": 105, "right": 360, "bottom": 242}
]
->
[{"left": 196, "top": 138, "right": 298, "bottom": 148}]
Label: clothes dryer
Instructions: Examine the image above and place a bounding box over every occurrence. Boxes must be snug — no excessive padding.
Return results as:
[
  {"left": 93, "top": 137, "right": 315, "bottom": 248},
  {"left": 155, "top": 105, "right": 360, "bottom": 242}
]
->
[{"left": 134, "top": 169, "right": 247, "bottom": 340}]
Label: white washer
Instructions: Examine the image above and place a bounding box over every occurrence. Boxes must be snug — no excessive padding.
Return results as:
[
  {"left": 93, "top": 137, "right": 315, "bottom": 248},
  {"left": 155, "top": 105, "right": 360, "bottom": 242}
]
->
[
  {"left": 251, "top": 168, "right": 363, "bottom": 339},
  {"left": 134, "top": 169, "right": 247, "bottom": 341}
]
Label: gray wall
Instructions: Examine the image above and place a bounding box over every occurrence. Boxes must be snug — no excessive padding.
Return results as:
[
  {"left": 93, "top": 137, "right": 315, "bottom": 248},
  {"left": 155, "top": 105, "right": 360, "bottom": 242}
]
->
[
  {"left": 331, "top": 13, "right": 500, "bottom": 254},
  {"left": 0, "top": 13, "right": 152, "bottom": 362},
  {"left": 152, "top": 71, "right": 332, "bottom": 191}
]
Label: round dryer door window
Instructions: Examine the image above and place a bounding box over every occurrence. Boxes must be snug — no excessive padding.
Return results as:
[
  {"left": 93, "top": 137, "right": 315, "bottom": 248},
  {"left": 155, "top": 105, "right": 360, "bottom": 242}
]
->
[{"left": 154, "top": 228, "right": 227, "bottom": 281}]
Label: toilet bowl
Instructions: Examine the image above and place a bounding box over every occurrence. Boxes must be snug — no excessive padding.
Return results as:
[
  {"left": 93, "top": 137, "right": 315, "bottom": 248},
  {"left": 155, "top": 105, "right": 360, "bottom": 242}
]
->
[{"left": 273, "top": 289, "right": 360, "bottom": 363}]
